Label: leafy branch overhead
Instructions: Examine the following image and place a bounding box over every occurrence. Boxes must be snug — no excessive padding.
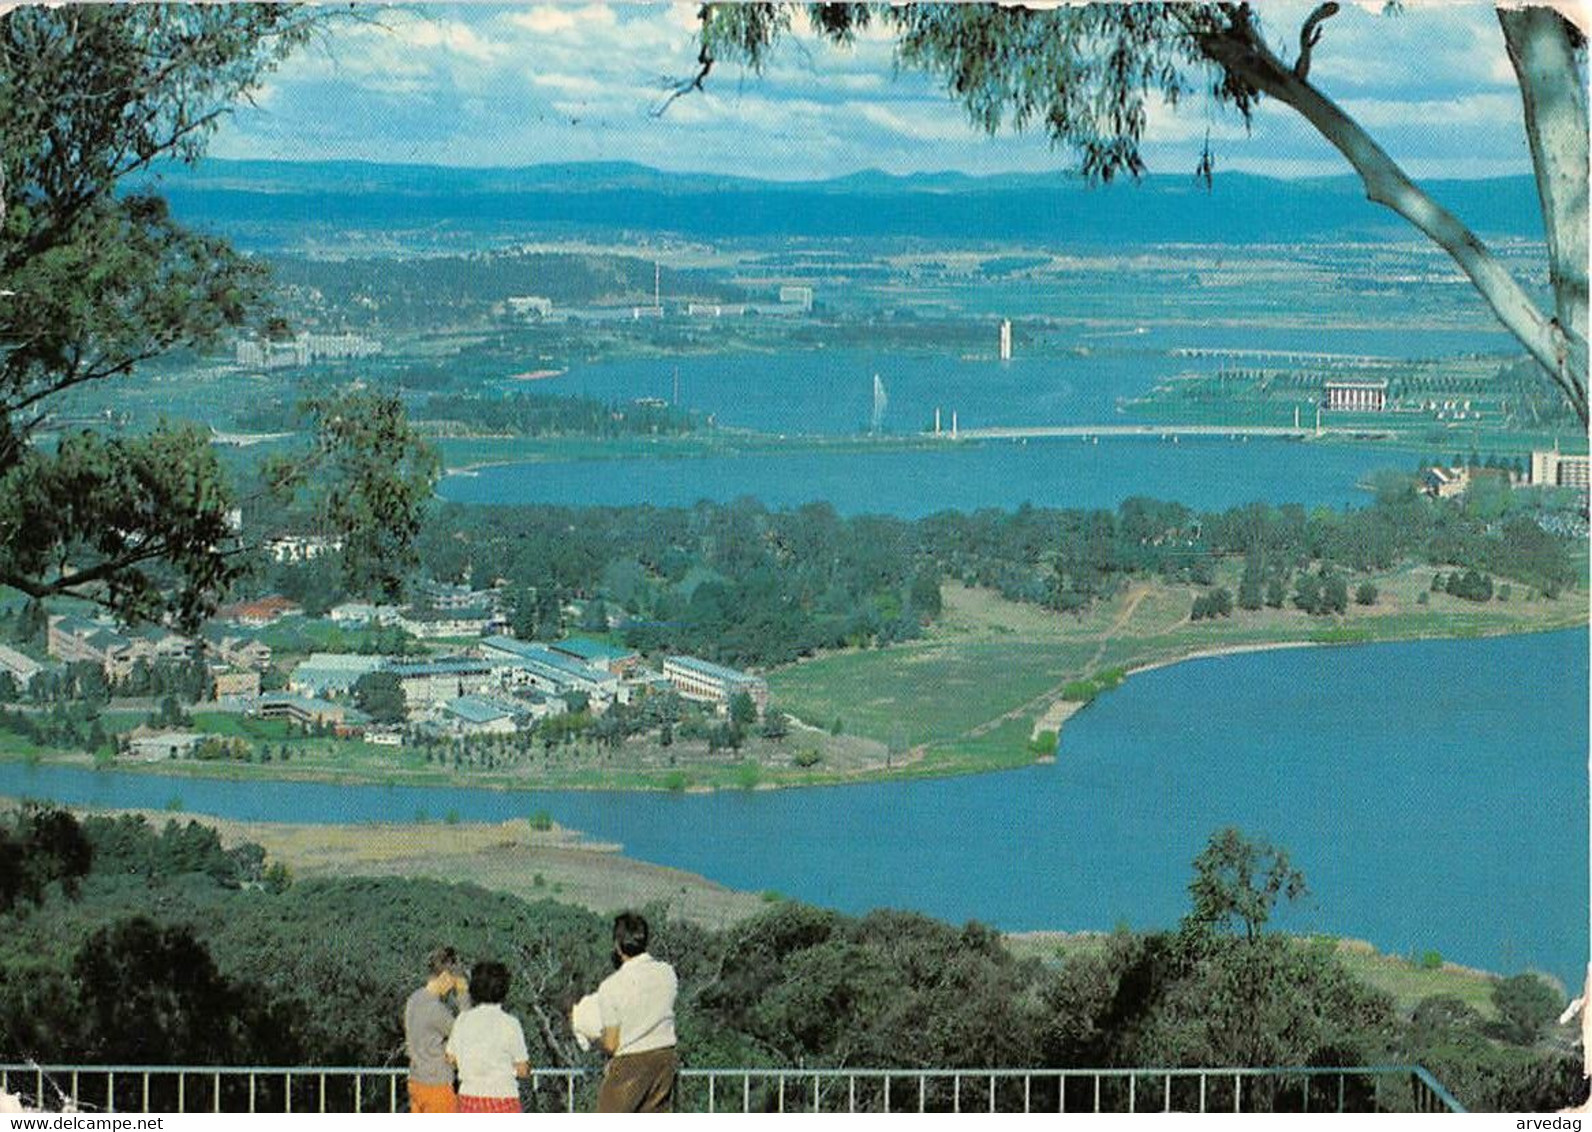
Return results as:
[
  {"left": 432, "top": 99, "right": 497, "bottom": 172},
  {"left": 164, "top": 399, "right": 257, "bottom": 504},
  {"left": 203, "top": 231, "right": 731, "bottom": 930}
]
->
[
  {"left": 0, "top": 5, "right": 437, "bottom": 629},
  {"left": 687, "top": 2, "right": 1588, "bottom": 426}
]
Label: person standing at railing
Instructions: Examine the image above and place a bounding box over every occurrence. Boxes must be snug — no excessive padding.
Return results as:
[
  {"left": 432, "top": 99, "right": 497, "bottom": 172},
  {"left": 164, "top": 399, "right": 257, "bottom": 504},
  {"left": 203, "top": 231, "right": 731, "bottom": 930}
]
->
[
  {"left": 404, "top": 945, "right": 470, "bottom": 1113},
  {"left": 570, "top": 911, "right": 678, "bottom": 1113},
  {"left": 446, "top": 960, "right": 531, "bottom": 1113}
]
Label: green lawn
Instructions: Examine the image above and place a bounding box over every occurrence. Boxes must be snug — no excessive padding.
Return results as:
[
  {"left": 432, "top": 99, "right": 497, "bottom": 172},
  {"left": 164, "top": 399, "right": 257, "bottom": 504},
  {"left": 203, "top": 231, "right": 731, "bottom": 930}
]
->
[{"left": 769, "top": 640, "right": 1098, "bottom": 748}]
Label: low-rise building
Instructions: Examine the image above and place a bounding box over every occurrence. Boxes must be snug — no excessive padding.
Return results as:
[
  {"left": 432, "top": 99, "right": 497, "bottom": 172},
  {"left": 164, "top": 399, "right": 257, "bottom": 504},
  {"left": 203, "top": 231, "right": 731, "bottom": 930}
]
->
[
  {"left": 257, "top": 693, "right": 357, "bottom": 730},
  {"left": 549, "top": 636, "right": 641, "bottom": 676},
  {"left": 327, "top": 601, "right": 402, "bottom": 626},
  {"left": 288, "top": 653, "right": 388, "bottom": 699},
  {"left": 209, "top": 634, "right": 272, "bottom": 672},
  {"left": 512, "top": 687, "right": 567, "bottom": 722},
  {"left": 0, "top": 643, "right": 43, "bottom": 689},
  {"left": 1323, "top": 379, "right": 1388, "bottom": 412},
  {"left": 479, "top": 638, "right": 618, "bottom": 707},
  {"left": 398, "top": 606, "right": 495, "bottom": 639},
  {"left": 218, "top": 595, "right": 302, "bottom": 628},
  {"left": 125, "top": 728, "right": 205, "bottom": 762},
  {"left": 663, "top": 655, "right": 769, "bottom": 714},
  {"left": 778, "top": 285, "right": 814, "bottom": 311},
  {"left": 1421, "top": 466, "right": 1471, "bottom": 499},
  {"left": 506, "top": 295, "right": 553, "bottom": 317},
  {"left": 48, "top": 615, "right": 140, "bottom": 679},
  {"left": 389, "top": 658, "right": 499, "bottom": 712},
  {"left": 212, "top": 668, "right": 262, "bottom": 701},
  {"left": 441, "top": 695, "right": 523, "bottom": 735},
  {"left": 264, "top": 535, "right": 343, "bottom": 563}
]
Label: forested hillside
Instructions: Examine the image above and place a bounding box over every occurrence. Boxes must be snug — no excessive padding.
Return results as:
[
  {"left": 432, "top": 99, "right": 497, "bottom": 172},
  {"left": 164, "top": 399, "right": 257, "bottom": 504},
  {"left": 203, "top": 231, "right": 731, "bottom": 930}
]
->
[{"left": 0, "top": 806, "right": 1577, "bottom": 1112}]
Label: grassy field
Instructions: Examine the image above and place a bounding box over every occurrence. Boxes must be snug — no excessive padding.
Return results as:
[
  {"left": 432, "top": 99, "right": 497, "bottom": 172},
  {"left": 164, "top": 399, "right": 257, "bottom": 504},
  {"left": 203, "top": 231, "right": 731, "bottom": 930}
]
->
[
  {"left": 768, "top": 571, "right": 1586, "bottom": 781},
  {"left": 3, "top": 567, "right": 1582, "bottom": 794}
]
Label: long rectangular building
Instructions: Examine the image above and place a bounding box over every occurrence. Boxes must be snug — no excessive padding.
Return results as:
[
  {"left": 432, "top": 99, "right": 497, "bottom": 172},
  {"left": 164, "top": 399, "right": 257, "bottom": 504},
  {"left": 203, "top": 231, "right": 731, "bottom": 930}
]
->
[{"left": 663, "top": 655, "right": 768, "bottom": 713}]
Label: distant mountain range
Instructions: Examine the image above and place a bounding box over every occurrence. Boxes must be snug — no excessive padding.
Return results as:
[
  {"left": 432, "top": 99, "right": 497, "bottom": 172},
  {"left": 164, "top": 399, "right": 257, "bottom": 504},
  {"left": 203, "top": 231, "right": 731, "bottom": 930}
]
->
[{"left": 148, "top": 158, "right": 1544, "bottom": 248}]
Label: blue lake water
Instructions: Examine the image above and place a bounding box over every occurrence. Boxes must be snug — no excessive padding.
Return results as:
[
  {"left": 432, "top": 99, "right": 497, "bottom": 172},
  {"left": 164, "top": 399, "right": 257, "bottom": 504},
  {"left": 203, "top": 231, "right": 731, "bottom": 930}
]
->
[
  {"left": 497, "top": 342, "right": 1505, "bottom": 438},
  {"left": 446, "top": 343, "right": 1443, "bottom": 515},
  {"left": 4, "top": 630, "right": 1585, "bottom": 987},
  {"left": 441, "top": 437, "right": 1407, "bottom": 516}
]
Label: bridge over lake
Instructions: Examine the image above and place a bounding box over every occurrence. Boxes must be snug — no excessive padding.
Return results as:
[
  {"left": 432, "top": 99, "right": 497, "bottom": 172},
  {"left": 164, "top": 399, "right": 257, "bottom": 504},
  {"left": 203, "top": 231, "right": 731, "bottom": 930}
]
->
[{"left": 944, "top": 423, "right": 1394, "bottom": 441}]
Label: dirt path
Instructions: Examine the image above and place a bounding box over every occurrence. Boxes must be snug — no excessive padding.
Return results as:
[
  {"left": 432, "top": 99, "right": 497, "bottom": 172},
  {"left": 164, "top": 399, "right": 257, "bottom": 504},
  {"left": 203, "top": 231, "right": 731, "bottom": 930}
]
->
[{"left": 957, "top": 585, "right": 1156, "bottom": 745}]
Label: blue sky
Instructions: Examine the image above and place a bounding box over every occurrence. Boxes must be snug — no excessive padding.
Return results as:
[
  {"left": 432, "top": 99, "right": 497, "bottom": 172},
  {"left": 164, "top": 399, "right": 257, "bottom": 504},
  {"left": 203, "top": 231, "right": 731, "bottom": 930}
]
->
[{"left": 210, "top": 2, "right": 1538, "bottom": 180}]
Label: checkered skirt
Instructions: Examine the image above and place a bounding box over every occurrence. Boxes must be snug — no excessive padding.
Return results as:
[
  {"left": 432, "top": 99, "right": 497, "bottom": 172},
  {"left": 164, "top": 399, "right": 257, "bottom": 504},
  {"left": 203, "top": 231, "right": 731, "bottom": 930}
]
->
[{"left": 457, "top": 1094, "right": 523, "bottom": 1113}]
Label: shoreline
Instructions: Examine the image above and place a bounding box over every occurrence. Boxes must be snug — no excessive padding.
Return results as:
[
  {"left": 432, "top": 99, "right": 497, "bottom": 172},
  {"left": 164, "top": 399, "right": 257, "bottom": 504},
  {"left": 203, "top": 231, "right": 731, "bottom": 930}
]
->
[
  {"left": 0, "top": 796, "right": 1518, "bottom": 999},
  {"left": 1, "top": 620, "right": 1582, "bottom": 797}
]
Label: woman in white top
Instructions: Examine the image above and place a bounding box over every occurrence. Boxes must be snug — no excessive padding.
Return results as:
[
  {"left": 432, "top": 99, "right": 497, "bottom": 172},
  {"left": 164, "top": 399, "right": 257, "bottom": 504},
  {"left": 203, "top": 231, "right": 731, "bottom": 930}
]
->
[{"left": 445, "top": 960, "right": 530, "bottom": 1113}]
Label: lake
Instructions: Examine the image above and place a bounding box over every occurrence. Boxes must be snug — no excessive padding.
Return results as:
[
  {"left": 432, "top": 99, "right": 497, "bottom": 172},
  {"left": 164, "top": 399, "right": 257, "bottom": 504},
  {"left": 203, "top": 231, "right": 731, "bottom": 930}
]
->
[
  {"left": 440, "top": 343, "right": 1449, "bottom": 515},
  {"left": 441, "top": 436, "right": 1406, "bottom": 517},
  {"left": 3, "top": 630, "right": 1584, "bottom": 987}
]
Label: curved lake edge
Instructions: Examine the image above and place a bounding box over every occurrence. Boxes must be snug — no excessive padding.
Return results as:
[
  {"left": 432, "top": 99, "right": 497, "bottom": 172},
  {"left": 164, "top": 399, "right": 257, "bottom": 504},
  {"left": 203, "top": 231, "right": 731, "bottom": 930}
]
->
[
  {"left": 2, "top": 619, "right": 1583, "bottom": 797},
  {"left": 0, "top": 792, "right": 1521, "bottom": 1001}
]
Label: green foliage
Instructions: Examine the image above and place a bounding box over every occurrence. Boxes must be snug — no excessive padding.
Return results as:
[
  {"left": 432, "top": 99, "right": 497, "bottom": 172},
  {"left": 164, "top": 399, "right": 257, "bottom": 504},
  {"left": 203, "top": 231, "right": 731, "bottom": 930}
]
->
[
  {"left": 1446, "top": 568, "right": 1495, "bottom": 603},
  {"left": 1190, "top": 586, "right": 1232, "bottom": 621},
  {"left": 414, "top": 491, "right": 1583, "bottom": 671},
  {"left": 728, "top": 690, "right": 758, "bottom": 728},
  {"left": 419, "top": 391, "right": 700, "bottom": 438},
  {"left": 0, "top": 6, "right": 316, "bottom": 628},
  {"left": 527, "top": 810, "right": 554, "bottom": 832},
  {"left": 1182, "top": 827, "right": 1306, "bottom": 943},
  {"left": 0, "top": 809, "right": 1584, "bottom": 1110},
  {"left": 0, "top": 5, "right": 440, "bottom": 627},
  {"left": 1490, "top": 972, "right": 1563, "bottom": 1045},
  {"left": 352, "top": 669, "right": 407, "bottom": 725},
  {"left": 1061, "top": 668, "right": 1125, "bottom": 704},
  {"left": 0, "top": 804, "right": 93, "bottom": 912},
  {"left": 267, "top": 390, "right": 440, "bottom": 603}
]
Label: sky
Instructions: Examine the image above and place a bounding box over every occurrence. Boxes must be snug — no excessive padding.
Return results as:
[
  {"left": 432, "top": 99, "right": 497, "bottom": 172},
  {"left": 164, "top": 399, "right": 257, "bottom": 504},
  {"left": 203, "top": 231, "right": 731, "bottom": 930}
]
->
[{"left": 209, "top": 2, "right": 1542, "bottom": 181}]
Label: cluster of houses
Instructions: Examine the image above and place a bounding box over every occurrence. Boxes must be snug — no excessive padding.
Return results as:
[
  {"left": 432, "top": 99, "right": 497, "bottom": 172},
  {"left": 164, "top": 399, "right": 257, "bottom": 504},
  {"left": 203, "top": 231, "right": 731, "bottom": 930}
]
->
[
  {"left": 9, "top": 586, "right": 770, "bottom": 755},
  {"left": 1420, "top": 448, "right": 1591, "bottom": 500},
  {"left": 278, "top": 636, "right": 769, "bottom": 741}
]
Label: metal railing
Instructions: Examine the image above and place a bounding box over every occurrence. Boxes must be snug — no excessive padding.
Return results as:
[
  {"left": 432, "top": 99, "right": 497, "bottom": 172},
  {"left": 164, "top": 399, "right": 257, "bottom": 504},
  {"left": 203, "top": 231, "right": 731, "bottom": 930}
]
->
[{"left": 0, "top": 1063, "right": 1466, "bottom": 1114}]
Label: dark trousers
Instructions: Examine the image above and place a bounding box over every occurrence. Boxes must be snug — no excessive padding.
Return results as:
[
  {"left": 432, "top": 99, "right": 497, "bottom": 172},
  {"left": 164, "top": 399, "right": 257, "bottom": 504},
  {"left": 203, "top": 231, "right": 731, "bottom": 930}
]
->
[{"left": 597, "top": 1046, "right": 677, "bottom": 1113}]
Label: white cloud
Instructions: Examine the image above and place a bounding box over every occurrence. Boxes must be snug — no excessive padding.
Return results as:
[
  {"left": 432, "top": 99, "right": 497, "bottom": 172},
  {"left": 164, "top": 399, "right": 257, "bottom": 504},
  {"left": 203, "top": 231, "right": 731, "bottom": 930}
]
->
[
  {"left": 530, "top": 72, "right": 610, "bottom": 98},
  {"left": 399, "top": 17, "right": 506, "bottom": 63},
  {"left": 208, "top": 1, "right": 1532, "bottom": 181},
  {"left": 854, "top": 102, "right": 983, "bottom": 144}
]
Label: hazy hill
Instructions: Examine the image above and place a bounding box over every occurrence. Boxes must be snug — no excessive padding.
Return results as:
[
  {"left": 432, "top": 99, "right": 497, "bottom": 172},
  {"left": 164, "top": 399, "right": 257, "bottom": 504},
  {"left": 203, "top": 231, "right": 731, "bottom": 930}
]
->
[{"left": 148, "top": 159, "right": 1543, "bottom": 252}]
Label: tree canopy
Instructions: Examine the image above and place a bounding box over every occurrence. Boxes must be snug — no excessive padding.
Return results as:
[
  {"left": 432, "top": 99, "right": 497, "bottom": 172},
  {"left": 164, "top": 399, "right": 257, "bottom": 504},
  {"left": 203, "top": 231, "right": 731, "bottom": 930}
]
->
[
  {"left": 689, "top": 2, "right": 1589, "bottom": 426},
  {"left": 0, "top": 5, "right": 435, "bottom": 630}
]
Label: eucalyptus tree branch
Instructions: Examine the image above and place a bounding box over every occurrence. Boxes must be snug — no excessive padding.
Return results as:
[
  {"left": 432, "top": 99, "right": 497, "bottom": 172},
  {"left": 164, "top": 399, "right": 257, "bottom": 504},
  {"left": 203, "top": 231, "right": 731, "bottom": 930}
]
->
[
  {"left": 1293, "top": 2, "right": 1339, "bottom": 79},
  {"left": 1194, "top": 13, "right": 1588, "bottom": 425}
]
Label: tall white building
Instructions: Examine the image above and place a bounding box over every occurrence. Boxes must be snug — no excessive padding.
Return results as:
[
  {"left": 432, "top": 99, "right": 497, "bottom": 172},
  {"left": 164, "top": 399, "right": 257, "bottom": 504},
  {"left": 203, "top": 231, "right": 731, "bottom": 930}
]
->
[{"left": 1531, "top": 447, "right": 1591, "bottom": 488}]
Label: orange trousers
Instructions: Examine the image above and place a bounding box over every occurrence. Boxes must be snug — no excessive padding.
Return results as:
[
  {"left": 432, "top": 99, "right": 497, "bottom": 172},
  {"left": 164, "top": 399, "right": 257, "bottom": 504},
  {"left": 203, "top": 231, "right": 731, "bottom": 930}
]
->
[{"left": 408, "top": 1080, "right": 459, "bottom": 1113}]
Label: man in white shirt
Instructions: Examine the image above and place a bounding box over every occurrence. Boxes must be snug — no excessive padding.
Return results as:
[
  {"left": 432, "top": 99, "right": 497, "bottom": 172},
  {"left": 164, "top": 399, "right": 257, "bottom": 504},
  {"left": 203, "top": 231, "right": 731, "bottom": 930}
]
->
[{"left": 571, "top": 912, "right": 678, "bottom": 1112}]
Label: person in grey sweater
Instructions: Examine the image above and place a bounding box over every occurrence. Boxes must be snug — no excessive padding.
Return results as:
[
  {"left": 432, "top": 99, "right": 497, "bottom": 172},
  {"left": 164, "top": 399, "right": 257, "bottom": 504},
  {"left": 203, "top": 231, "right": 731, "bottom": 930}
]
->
[{"left": 403, "top": 946, "right": 469, "bottom": 1113}]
